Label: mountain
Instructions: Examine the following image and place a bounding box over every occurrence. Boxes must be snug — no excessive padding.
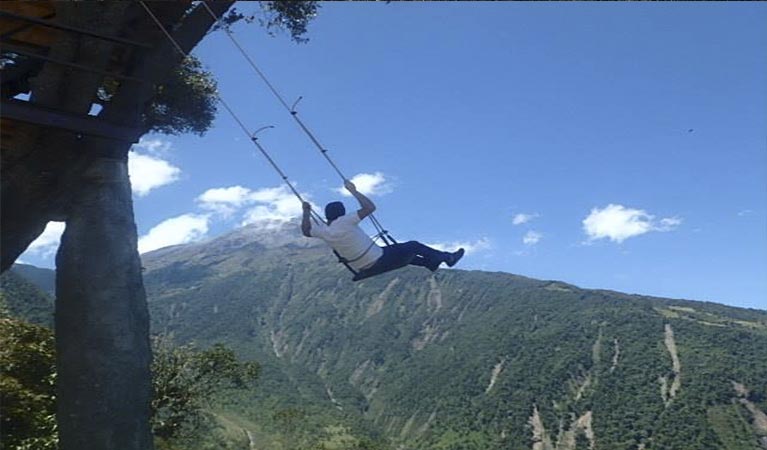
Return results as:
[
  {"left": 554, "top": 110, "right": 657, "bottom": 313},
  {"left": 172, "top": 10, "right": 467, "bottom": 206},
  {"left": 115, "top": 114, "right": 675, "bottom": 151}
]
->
[
  {"left": 11, "top": 263, "right": 56, "bottom": 297},
  {"left": 6, "top": 223, "right": 767, "bottom": 449},
  {"left": 0, "top": 264, "right": 54, "bottom": 327},
  {"left": 139, "top": 222, "right": 767, "bottom": 450}
]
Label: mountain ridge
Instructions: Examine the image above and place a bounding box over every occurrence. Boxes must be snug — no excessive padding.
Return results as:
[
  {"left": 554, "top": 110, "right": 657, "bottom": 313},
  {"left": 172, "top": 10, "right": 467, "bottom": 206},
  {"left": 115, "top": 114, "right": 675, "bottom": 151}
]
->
[
  {"left": 138, "top": 223, "right": 767, "bottom": 449},
  {"left": 5, "top": 223, "right": 767, "bottom": 449}
]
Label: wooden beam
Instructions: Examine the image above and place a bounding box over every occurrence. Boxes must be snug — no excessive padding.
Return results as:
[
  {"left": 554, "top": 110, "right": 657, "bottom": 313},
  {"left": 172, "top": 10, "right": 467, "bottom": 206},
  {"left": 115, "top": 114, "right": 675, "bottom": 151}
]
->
[
  {"left": 1, "top": 43, "right": 149, "bottom": 83},
  {"left": 1, "top": 99, "right": 141, "bottom": 142},
  {"left": 0, "top": 10, "right": 152, "bottom": 48},
  {"left": 0, "top": 12, "right": 55, "bottom": 40}
]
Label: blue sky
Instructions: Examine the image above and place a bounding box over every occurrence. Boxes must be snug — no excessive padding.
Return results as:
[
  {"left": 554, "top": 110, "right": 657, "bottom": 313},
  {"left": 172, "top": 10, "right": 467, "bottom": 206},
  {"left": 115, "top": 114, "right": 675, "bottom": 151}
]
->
[{"left": 21, "top": 2, "right": 766, "bottom": 310}]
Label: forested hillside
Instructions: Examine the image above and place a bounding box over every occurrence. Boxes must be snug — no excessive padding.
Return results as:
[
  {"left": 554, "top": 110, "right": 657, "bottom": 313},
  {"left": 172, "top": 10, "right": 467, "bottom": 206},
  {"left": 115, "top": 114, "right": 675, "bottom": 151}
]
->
[
  {"left": 140, "top": 223, "right": 767, "bottom": 449},
  {"left": 4, "top": 223, "right": 767, "bottom": 449},
  {"left": 0, "top": 265, "right": 54, "bottom": 327}
]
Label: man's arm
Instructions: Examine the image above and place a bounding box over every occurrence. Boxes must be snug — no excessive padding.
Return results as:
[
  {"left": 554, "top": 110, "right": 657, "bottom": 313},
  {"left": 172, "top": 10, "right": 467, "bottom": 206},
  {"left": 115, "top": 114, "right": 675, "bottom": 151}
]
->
[
  {"left": 301, "top": 202, "right": 313, "bottom": 237},
  {"left": 345, "top": 180, "right": 376, "bottom": 219}
]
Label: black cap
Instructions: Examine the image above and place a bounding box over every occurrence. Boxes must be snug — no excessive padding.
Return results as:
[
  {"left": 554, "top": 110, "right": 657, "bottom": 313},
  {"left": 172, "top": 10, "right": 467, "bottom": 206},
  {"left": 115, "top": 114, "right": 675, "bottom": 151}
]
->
[{"left": 325, "top": 201, "right": 345, "bottom": 223}]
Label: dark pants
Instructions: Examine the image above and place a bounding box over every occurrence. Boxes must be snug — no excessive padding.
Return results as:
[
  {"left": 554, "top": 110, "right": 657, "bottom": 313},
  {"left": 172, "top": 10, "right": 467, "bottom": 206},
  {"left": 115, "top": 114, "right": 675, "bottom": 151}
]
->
[{"left": 375, "top": 240, "right": 448, "bottom": 272}]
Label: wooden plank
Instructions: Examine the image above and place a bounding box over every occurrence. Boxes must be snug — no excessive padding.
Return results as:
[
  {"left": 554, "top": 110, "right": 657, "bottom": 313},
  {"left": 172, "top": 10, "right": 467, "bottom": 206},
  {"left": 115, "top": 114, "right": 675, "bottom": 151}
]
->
[
  {"left": 0, "top": 1, "right": 53, "bottom": 18},
  {"left": 1, "top": 99, "right": 141, "bottom": 142},
  {"left": 0, "top": 13, "right": 58, "bottom": 47},
  {"left": 2, "top": 43, "right": 148, "bottom": 83},
  {"left": 0, "top": 10, "right": 152, "bottom": 48}
]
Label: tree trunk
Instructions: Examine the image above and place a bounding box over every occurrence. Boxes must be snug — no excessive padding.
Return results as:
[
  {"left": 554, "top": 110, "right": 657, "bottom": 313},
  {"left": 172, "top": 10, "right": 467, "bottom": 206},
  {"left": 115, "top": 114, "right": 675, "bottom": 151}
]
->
[
  {"left": 1, "top": 3, "right": 234, "bottom": 448},
  {"left": 55, "top": 157, "right": 153, "bottom": 450}
]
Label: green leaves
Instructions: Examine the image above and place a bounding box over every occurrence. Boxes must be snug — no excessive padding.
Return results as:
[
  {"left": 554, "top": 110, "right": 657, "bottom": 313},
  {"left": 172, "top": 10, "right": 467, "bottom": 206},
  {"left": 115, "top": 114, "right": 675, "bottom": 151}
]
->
[
  {"left": 150, "top": 336, "right": 260, "bottom": 440},
  {"left": 143, "top": 56, "right": 218, "bottom": 136},
  {"left": 0, "top": 316, "right": 57, "bottom": 450},
  {"left": 0, "top": 310, "right": 260, "bottom": 448},
  {"left": 140, "top": 235, "right": 767, "bottom": 449},
  {"left": 215, "top": 2, "right": 319, "bottom": 43},
  {"left": 258, "top": 1, "right": 319, "bottom": 44},
  {"left": 142, "top": 1, "right": 320, "bottom": 136}
]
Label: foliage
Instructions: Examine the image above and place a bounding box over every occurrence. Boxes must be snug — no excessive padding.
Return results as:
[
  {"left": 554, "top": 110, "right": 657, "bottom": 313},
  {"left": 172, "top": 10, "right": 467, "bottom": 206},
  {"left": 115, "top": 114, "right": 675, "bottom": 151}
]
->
[
  {"left": 142, "top": 56, "right": 218, "bottom": 136},
  {"left": 9, "top": 264, "right": 55, "bottom": 297},
  {"left": 0, "top": 267, "right": 54, "bottom": 327},
  {"left": 7, "top": 227, "right": 767, "bottom": 449},
  {"left": 0, "top": 296, "right": 260, "bottom": 449},
  {"left": 217, "top": 1, "right": 320, "bottom": 43},
  {"left": 0, "top": 312, "right": 57, "bottom": 450},
  {"left": 151, "top": 337, "right": 261, "bottom": 441},
  {"left": 142, "top": 1, "right": 319, "bottom": 135},
  {"left": 139, "top": 226, "right": 767, "bottom": 449}
]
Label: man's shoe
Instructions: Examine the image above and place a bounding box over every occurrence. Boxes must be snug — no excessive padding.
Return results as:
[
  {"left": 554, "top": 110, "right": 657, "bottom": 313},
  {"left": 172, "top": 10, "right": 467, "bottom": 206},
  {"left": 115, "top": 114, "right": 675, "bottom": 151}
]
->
[
  {"left": 426, "top": 259, "right": 441, "bottom": 272},
  {"left": 446, "top": 248, "right": 465, "bottom": 267}
]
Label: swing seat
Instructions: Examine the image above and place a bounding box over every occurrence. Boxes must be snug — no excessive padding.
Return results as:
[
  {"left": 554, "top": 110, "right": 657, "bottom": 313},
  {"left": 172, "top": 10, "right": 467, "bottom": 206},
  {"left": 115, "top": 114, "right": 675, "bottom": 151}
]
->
[{"left": 352, "top": 252, "right": 415, "bottom": 282}]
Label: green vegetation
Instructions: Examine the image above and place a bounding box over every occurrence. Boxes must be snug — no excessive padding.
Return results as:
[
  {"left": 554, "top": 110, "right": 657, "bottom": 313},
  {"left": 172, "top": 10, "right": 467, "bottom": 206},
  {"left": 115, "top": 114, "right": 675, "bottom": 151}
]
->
[
  {"left": 151, "top": 338, "right": 260, "bottom": 447},
  {"left": 707, "top": 404, "right": 759, "bottom": 450},
  {"left": 142, "top": 56, "right": 218, "bottom": 136},
  {"left": 0, "top": 291, "right": 262, "bottom": 450},
  {"left": 139, "top": 226, "right": 767, "bottom": 449},
  {"left": 138, "top": 1, "right": 319, "bottom": 136},
  {"left": 0, "top": 308, "right": 56, "bottom": 450},
  {"left": 0, "top": 267, "right": 54, "bottom": 327},
  {"left": 4, "top": 225, "right": 767, "bottom": 449}
]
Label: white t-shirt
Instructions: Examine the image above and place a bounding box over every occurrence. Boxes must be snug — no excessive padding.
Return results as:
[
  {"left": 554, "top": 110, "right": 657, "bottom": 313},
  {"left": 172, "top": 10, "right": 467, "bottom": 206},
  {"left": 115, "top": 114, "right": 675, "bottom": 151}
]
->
[{"left": 310, "top": 213, "right": 383, "bottom": 270}]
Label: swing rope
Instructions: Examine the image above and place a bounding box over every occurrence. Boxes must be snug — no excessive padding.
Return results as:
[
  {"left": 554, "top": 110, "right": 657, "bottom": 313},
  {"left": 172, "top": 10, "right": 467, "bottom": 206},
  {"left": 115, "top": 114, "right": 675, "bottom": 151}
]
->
[
  {"left": 198, "top": 1, "right": 396, "bottom": 246},
  {"left": 140, "top": 1, "right": 324, "bottom": 225}
]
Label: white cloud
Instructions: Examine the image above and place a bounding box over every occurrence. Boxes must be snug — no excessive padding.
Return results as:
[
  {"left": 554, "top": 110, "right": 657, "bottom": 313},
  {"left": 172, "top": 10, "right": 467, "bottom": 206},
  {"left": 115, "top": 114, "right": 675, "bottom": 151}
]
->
[
  {"left": 658, "top": 217, "right": 682, "bottom": 230},
  {"left": 133, "top": 137, "right": 172, "bottom": 155},
  {"left": 737, "top": 209, "right": 753, "bottom": 217},
  {"left": 426, "top": 237, "right": 491, "bottom": 254},
  {"left": 582, "top": 204, "right": 681, "bottom": 243},
  {"left": 336, "top": 172, "right": 393, "bottom": 197},
  {"left": 24, "top": 221, "right": 65, "bottom": 257},
  {"left": 242, "top": 185, "right": 304, "bottom": 228},
  {"left": 138, "top": 214, "right": 209, "bottom": 254},
  {"left": 512, "top": 213, "right": 538, "bottom": 225},
  {"left": 198, "top": 185, "right": 254, "bottom": 205},
  {"left": 196, "top": 184, "right": 312, "bottom": 229},
  {"left": 128, "top": 152, "right": 181, "bottom": 197},
  {"left": 523, "top": 230, "right": 542, "bottom": 245},
  {"left": 197, "top": 185, "right": 254, "bottom": 217}
]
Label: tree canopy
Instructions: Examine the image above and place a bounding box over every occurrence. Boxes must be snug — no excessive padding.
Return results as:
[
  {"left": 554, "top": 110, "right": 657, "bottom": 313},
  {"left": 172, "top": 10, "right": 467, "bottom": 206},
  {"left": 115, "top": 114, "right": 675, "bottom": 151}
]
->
[{"left": 131, "top": 1, "right": 319, "bottom": 136}]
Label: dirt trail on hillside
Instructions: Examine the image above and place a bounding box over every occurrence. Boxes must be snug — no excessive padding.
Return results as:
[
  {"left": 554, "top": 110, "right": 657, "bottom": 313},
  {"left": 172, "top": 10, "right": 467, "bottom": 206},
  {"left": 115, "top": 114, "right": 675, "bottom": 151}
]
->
[
  {"left": 400, "top": 412, "right": 418, "bottom": 438},
  {"left": 733, "top": 382, "right": 767, "bottom": 443},
  {"left": 485, "top": 358, "right": 505, "bottom": 394},
  {"left": 577, "top": 411, "right": 596, "bottom": 450},
  {"left": 244, "top": 429, "right": 257, "bottom": 450},
  {"left": 574, "top": 374, "right": 592, "bottom": 401},
  {"left": 427, "top": 276, "right": 443, "bottom": 311},
  {"left": 529, "top": 406, "right": 595, "bottom": 450},
  {"left": 610, "top": 338, "right": 620, "bottom": 373},
  {"left": 557, "top": 411, "right": 595, "bottom": 450},
  {"left": 411, "top": 321, "right": 440, "bottom": 350},
  {"left": 326, "top": 385, "right": 342, "bottom": 411},
  {"left": 660, "top": 324, "right": 681, "bottom": 405},
  {"left": 417, "top": 411, "right": 437, "bottom": 436},
  {"left": 270, "top": 329, "right": 286, "bottom": 358},
  {"left": 529, "top": 405, "right": 554, "bottom": 450},
  {"left": 367, "top": 278, "right": 399, "bottom": 318},
  {"left": 592, "top": 328, "right": 603, "bottom": 365}
]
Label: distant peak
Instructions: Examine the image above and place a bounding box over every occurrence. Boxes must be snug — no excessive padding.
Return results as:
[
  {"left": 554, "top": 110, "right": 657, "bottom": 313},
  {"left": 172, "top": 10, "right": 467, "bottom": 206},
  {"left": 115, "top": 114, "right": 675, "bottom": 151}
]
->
[{"left": 225, "top": 220, "right": 320, "bottom": 249}]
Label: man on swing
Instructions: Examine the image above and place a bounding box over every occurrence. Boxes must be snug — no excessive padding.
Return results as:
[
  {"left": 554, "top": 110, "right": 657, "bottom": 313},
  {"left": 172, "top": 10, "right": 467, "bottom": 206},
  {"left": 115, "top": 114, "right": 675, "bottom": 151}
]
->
[{"left": 302, "top": 180, "right": 464, "bottom": 279}]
